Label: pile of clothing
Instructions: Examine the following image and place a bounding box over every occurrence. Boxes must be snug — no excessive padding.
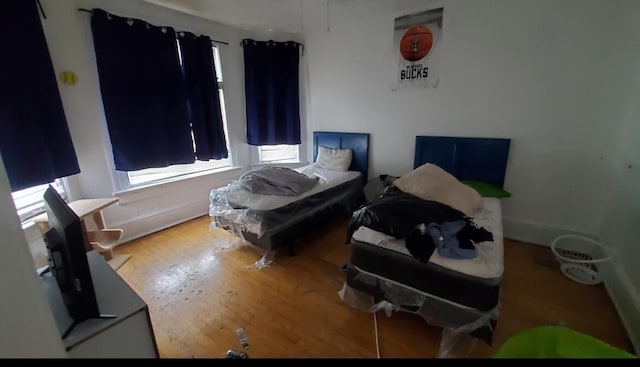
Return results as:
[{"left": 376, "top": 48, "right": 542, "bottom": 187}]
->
[{"left": 348, "top": 187, "right": 493, "bottom": 262}]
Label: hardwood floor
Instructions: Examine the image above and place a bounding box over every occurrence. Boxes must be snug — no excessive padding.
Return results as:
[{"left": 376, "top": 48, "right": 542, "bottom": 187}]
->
[{"left": 114, "top": 215, "right": 633, "bottom": 358}]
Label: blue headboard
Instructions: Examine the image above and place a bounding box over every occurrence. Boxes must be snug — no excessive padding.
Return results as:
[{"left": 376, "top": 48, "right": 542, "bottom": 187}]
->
[
  {"left": 313, "top": 131, "right": 370, "bottom": 179},
  {"left": 414, "top": 136, "right": 511, "bottom": 188}
]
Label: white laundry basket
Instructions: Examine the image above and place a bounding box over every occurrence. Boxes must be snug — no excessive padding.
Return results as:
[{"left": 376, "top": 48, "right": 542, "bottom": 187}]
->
[{"left": 550, "top": 235, "right": 612, "bottom": 285}]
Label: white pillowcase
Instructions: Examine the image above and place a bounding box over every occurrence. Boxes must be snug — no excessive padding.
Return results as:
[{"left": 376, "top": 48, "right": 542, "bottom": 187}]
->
[
  {"left": 393, "top": 163, "right": 483, "bottom": 216},
  {"left": 313, "top": 146, "right": 353, "bottom": 171}
]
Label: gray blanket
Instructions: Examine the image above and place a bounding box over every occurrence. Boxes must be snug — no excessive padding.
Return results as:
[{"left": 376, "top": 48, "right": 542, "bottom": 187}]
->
[{"left": 239, "top": 166, "right": 319, "bottom": 196}]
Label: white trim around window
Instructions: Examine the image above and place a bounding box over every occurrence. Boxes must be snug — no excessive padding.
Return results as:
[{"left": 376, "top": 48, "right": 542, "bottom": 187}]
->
[
  {"left": 12, "top": 178, "right": 69, "bottom": 228},
  {"left": 112, "top": 158, "right": 233, "bottom": 193},
  {"left": 250, "top": 143, "right": 305, "bottom": 166}
]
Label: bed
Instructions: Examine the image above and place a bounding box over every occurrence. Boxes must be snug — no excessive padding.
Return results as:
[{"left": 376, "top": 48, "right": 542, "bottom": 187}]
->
[
  {"left": 209, "top": 131, "right": 369, "bottom": 255},
  {"left": 340, "top": 136, "right": 511, "bottom": 354}
]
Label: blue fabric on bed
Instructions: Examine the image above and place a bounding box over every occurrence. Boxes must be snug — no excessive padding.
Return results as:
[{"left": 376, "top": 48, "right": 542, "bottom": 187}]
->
[{"left": 426, "top": 221, "right": 477, "bottom": 259}]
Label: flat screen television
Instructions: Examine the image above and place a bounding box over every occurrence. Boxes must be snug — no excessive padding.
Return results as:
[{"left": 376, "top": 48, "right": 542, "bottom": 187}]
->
[{"left": 43, "top": 185, "right": 112, "bottom": 338}]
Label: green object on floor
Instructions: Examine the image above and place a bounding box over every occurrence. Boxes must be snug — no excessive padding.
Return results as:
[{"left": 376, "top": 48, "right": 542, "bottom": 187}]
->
[{"left": 495, "top": 326, "right": 636, "bottom": 358}]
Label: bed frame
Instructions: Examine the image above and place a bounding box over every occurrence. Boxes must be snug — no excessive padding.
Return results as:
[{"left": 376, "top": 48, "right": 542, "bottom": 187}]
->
[
  {"left": 241, "top": 131, "right": 370, "bottom": 255},
  {"left": 414, "top": 136, "right": 511, "bottom": 187}
]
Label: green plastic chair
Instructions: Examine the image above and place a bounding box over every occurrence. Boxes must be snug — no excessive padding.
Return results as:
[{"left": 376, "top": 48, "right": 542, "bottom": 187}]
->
[{"left": 495, "top": 326, "right": 636, "bottom": 358}]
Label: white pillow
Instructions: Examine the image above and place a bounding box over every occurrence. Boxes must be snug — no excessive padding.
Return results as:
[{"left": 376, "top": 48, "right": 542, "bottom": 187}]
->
[
  {"left": 313, "top": 146, "right": 353, "bottom": 171},
  {"left": 393, "top": 163, "right": 483, "bottom": 216}
]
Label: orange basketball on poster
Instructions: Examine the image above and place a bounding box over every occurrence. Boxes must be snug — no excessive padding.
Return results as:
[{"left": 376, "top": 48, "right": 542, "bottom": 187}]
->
[{"left": 399, "top": 25, "right": 433, "bottom": 62}]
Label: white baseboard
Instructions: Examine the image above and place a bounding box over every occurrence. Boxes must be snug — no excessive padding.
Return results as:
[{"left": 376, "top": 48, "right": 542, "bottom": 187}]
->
[
  {"left": 601, "top": 263, "right": 640, "bottom": 354},
  {"left": 113, "top": 200, "right": 209, "bottom": 244},
  {"left": 502, "top": 217, "right": 597, "bottom": 247}
]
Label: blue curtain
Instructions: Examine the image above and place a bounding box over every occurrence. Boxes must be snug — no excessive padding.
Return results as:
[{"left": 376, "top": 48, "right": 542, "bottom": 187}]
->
[
  {"left": 179, "top": 33, "right": 228, "bottom": 160},
  {"left": 243, "top": 39, "right": 301, "bottom": 146},
  {"left": 91, "top": 9, "right": 194, "bottom": 171},
  {"left": 0, "top": 0, "right": 80, "bottom": 192}
]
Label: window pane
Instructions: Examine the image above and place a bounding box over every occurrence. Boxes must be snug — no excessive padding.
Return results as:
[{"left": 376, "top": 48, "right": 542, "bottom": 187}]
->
[
  {"left": 213, "top": 45, "right": 223, "bottom": 83},
  {"left": 11, "top": 180, "right": 66, "bottom": 222},
  {"left": 258, "top": 145, "right": 299, "bottom": 163},
  {"left": 219, "top": 88, "right": 230, "bottom": 149},
  {"left": 176, "top": 38, "right": 183, "bottom": 65}
]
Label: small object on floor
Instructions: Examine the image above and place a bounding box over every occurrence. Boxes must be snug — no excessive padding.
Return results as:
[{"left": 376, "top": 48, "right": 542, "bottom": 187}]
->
[
  {"left": 247, "top": 251, "right": 275, "bottom": 270},
  {"left": 236, "top": 327, "right": 249, "bottom": 349},
  {"left": 225, "top": 349, "right": 249, "bottom": 359}
]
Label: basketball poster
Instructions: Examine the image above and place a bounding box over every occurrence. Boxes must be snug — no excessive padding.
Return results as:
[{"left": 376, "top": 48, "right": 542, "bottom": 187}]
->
[{"left": 392, "top": 7, "right": 443, "bottom": 90}]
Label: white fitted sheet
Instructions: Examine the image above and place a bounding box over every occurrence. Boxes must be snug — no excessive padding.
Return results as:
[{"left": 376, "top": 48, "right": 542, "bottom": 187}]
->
[
  {"left": 225, "top": 165, "right": 361, "bottom": 211},
  {"left": 351, "top": 198, "right": 503, "bottom": 280}
]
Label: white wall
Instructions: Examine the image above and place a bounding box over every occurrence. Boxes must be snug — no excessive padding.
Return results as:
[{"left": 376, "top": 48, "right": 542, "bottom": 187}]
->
[
  {"left": 0, "top": 159, "right": 66, "bottom": 357},
  {"left": 301, "top": 0, "right": 636, "bottom": 245},
  {"left": 29, "top": 0, "right": 253, "bottom": 251},
  {"left": 598, "top": 0, "right": 640, "bottom": 352},
  {"left": 599, "top": 0, "right": 640, "bottom": 300}
]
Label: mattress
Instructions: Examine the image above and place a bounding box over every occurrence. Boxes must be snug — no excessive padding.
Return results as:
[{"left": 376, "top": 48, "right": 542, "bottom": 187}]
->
[
  {"left": 210, "top": 167, "right": 364, "bottom": 249},
  {"left": 348, "top": 198, "right": 503, "bottom": 311},
  {"left": 225, "top": 166, "right": 362, "bottom": 211}
]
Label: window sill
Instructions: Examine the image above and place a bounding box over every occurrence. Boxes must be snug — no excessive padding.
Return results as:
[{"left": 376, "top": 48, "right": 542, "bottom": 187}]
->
[
  {"left": 250, "top": 161, "right": 309, "bottom": 169},
  {"left": 113, "top": 165, "right": 244, "bottom": 204},
  {"left": 21, "top": 219, "right": 37, "bottom": 231}
]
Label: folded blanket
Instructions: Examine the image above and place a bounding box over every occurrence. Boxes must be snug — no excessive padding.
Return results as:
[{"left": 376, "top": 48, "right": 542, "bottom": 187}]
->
[
  {"left": 394, "top": 163, "right": 483, "bottom": 216},
  {"left": 239, "top": 166, "right": 319, "bottom": 196}
]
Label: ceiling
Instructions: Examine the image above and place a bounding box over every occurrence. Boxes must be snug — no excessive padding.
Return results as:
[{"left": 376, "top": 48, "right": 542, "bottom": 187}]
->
[{"left": 141, "top": 0, "right": 305, "bottom": 34}]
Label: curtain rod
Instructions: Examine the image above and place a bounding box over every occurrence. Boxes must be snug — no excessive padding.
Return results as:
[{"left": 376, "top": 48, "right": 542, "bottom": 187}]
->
[
  {"left": 240, "top": 39, "right": 305, "bottom": 56},
  {"left": 77, "top": 8, "right": 229, "bottom": 45}
]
